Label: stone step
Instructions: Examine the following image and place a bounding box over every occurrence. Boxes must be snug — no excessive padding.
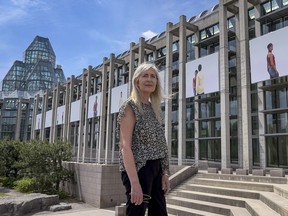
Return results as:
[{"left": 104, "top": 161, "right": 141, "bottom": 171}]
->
[
  {"left": 189, "top": 178, "right": 274, "bottom": 192},
  {"left": 167, "top": 203, "right": 224, "bottom": 216},
  {"left": 196, "top": 173, "right": 288, "bottom": 184},
  {"left": 260, "top": 191, "right": 288, "bottom": 215},
  {"left": 245, "top": 199, "right": 281, "bottom": 216},
  {"left": 173, "top": 190, "right": 279, "bottom": 216},
  {"left": 182, "top": 184, "right": 260, "bottom": 199},
  {"left": 175, "top": 190, "right": 246, "bottom": 207},
  {"left": 274, "top": 184, "right": 288, "bottom": 199},
  {"left": 166, "top": 196, "right": 251, "bottom": 216},
  {"left": 167, "top": 172, "right": 288, "bottom": 216}
]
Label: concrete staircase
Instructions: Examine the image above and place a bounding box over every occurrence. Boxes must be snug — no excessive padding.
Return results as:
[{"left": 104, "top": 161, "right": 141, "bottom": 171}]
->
[{"left": 166, "top": 171, "right": 288, "bottom": 216}]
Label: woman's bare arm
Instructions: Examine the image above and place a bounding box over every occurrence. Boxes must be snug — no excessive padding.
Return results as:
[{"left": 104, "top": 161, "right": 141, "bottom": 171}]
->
[{"left": 120, "top": 105, "right": 143, "bottom": 205}]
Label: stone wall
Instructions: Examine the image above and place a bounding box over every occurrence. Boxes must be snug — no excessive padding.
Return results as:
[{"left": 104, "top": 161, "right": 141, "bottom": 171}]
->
[{"left": 62, "top": 162, "right": 126, "bottom": 208}]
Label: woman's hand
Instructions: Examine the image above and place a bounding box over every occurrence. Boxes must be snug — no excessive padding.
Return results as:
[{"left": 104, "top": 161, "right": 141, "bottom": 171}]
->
[
  {"left": 161, "top": 174, "right": 170, "bottom": 196},
  {"left": 130, "top": 182, "right": 143, "bottom": 205}
]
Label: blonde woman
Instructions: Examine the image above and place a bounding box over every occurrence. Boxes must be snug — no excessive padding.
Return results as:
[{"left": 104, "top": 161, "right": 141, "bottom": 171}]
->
[{"left": 117, "top": 62, "right": 170, "bottom": 216}]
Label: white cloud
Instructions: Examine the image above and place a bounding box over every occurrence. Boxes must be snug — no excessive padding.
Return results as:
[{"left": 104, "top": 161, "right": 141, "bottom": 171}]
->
[
  {"left": 0, "top": 7, "right": 27, "bottom": 24},
  {"left": 142, "top": 30, "right": 158, "bottom": 40},
  {"left": 0, "top": 0, "right": 49, "bottom": 25},
  {"left": 11, "top": 0, "right": 45, "bottom": 8}
]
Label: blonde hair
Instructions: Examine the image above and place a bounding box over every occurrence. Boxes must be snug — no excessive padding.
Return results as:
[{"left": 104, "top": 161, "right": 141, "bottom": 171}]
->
[{"left": 130, "top": 62, "right": 163, "bottom": 121}]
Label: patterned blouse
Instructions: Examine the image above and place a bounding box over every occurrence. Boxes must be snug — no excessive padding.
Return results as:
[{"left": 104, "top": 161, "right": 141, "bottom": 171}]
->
[{"left": 117, "top": 99, "right": 169, "bottom": 175}]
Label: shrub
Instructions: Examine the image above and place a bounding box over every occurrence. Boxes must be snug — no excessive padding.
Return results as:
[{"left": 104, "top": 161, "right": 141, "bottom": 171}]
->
[
  {"left": 0, "top": 176, "right": 17, "bottom": 188},
  {"left": 14, "top": 178, "right": 36, "bottom": 193},
  {"left": 57, "top": 190, "right": 70, "bottom": 199}
]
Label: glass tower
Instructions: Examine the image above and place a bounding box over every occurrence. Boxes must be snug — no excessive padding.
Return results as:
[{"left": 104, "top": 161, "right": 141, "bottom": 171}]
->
[
  {"left": 2, "top": 36, "right": 65, "bottom": 91},
  {"left": 0, "top": 35, "right": 66, "bottom": 140}
]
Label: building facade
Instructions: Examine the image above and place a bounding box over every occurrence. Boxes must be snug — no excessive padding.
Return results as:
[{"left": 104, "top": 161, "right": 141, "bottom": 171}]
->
[
  {"left": 0, "top": 36, "right": 66, "bottom": 140},
  {"left": 31, "top": 0, "right": 288, "bottom": 171}
]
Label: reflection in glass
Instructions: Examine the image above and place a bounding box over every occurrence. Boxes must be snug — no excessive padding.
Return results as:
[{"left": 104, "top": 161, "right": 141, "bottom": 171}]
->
[
  {"left": 266, "top": 136, "right": 288, "bottom": 167},
  {"left": 252, "top": 139, "right": 260, "bottom": 166},
  {"left": 278, "top": 136, "right": 288, "bottom": 166},
  {"left": 186, "top": 141, "right": 194, "bottom": 159},
  {"left": 230, "top": 138, "right": 238, "bottom": 164}
]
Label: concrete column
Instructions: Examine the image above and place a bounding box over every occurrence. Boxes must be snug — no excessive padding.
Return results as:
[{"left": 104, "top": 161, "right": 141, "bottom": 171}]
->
[
  {"left": 0, "top": 101, "right": 3, "bottom": 139},
  {"left": 239, "top": 0, "right": 252, "bottom": 171},
  {"left": 64, "top": 76, "right": 74, "bottom": 142},
  {"left": 111, "top": 113, "right": 117, "bottom": 163},
  {"left": 139, "top": 37, "right": 145, "bottom": 64},
  {"left": 178, "top": 15, "right": 187, "bottom": 165},
  {"left": 50, "top": 86, "right": 59, "bottom": 142},
  {"left": 90, "top": 117, "right": 95, "bottom": 160},
  {"left": 49, "top": 88, "right": 56, "bottom": 143},
  {"left": 153, "top": 50, "right": 157, "bottom": 63},
  {"left": 165, "top": 22, "right": 173, "bottom": 159},
  {"left": 105, "top": 54, "right": 115, "bottom": 164},
  {"left": 77, "top": 69, "right": 87, "bottom": 162},
  {"left": 63, "top": 81, "right": 69, "bottom": 140},
  {"left": 219, "top": 0, "right": 231, "bottom": 169},
  {"left": 23, "top": 100, "right": 30, "bottom": 141},
  {"left": 31, "top": 95, "right": 39, "bottom": 139},
  {"left": 257, "top": 82, "right": 266, "bottom": 169},
  {"left": 194, "top": 97, "right": 200, "bottom": 165},
  {"left": 128, "top": 42, "right": 136, "bottom": 94},
  {"left": 235, "top": 13, "right": 243, "bottom": 168},
  {"left": 49, "top": 88, "right": 55, "bottom": 142},
  {"left": 73, "top": 124, "right": 77, "bottom": 157},
  {"left": 15, "top": 98, "right": 22, "bottom": 140},
  {"left": 254, "top": 4, "right": 261, "bottom": 37},
  {"left": 93, "top": 77, "right": 97, "bottom": 94},
  {"left": 98, "top": 57, "right": 108, "bottom": 163},
  {"left": 41, "top": 91, "right": 48, "bottom": 141},
  {"left": 194, "top": 31, "right": 200, "bottom": 59},
  {"left": 82, "top": 66, "right": 92, "bottom": 162}
]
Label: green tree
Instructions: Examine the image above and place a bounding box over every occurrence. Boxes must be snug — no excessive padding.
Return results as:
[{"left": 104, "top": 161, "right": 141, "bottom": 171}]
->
[
  {"left": 0, "top": 139, "right": 23, "bottom": 178},
  {"left": 19, "top": 139, "right": 73, "bottom": 193}
]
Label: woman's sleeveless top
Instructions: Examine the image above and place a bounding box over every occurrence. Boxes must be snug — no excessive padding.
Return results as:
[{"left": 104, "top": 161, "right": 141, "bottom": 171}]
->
[{"left": 117, "top": 99, "right": 169, "bottom": 174}]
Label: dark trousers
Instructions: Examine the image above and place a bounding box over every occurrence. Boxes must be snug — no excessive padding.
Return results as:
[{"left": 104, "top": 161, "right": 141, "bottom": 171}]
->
[{"left": 121, "top": 159, "right": 168, "bottom": 216}]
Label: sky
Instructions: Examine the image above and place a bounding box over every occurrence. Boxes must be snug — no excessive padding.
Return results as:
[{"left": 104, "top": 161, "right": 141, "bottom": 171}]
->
[{"left": 0, "top": 0, "right": 218, "bottom": 83}]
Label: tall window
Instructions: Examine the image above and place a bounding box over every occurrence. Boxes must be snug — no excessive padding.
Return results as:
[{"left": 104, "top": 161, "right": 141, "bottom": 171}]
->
[
  {"left": 266, "top": 136, "right": 288, "bottom": 168},
  {"left": 248, "top": 8, "right": 256, "bottom": 39},
  {"left": 187, "top": 34, "right": 196, "bottom": 61}
]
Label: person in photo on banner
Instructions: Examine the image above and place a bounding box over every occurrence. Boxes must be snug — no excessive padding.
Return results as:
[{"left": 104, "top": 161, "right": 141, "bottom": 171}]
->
[
  {"left": 117, "top": 62, "right": 170, "bottom": 216},
  {"left": 196, "top": 64, "right": 204, "bottom": 95},
  {"left": 193, "top": 69, "right": 198, "bottom": 96},
  {"left": 266, "top": 43, "right": 279, "bottom": 79}
]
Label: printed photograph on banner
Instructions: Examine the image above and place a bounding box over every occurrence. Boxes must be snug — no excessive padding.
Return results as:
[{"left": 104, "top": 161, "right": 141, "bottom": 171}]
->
[
  {"left": 70, "top": 100, "right": 81, "bottom": 122},
  {"left": 186, "top": 52, "right": 219, "bottom": 98},
  {"left": 111, "top": 83, "right": 128, "bottom": 114},
  {"left": 45, "top": 110, "right": 52, "bottom": 128},
  {"left": 36, "top": 114, "right": 42, "bottom": 130},
  {"left": 56, "top": 105, "right": 65, "bottom": 125},
  {"left": 250, "top": 26, "right": 288, "bottom": 83},
  {"left": 88, "top": 93, "right": 102, "bottom": 118}
]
